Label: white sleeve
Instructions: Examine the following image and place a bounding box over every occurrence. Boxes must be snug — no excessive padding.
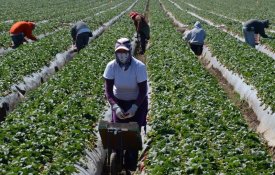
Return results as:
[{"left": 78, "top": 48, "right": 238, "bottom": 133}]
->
[
  {"left": 136, "top": 64, "right": 147, "bottom": 83},
  {"left": 103, "top": 62, "right": 114, "bottom": 79}
]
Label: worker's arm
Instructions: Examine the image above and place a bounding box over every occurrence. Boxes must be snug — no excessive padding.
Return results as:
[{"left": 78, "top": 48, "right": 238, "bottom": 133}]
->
[
  {"left": 104, "top": 78, "right": 118, "bottom": 106},
  {"left": 134, "top": 80, "right": 147, "bottom": 107},
  {"left": 25, "top": 30, "right": 37, "bottom": 41},
  {"left": 70, "top": 26, "right": 77, "bottom": 41},
  {"left": 259, "top": 27, "right": 269, "bottom": 38},
  {"left": 137, "top": 20, "right": 141, "bottom": 32},
  {"left": 183, "top": 31, "right": 191, "bottom": 42},
  {"left": 89, "top": 31, "right": 93, "bottom": 37}
]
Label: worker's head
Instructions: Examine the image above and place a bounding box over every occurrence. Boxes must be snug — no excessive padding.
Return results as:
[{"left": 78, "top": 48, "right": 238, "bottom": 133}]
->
[
  {"left": 28, "top": 22, "right": 36, "bottom": 30},
  {"left": 263, "top": 20, "right": 269, "bottom": 28},
  {"left": 129, "top": 11, "right": 139, "bottom": 20},
  {"left": 194, "top": 21, "right": 202, "bottom": 28},
  {"left": 115, "top": 38, "right": 132, "bottom": 64}
]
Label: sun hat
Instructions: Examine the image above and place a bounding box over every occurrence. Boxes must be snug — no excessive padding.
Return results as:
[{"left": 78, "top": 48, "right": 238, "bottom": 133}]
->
[{"left": 115, "top": 38, "right": 131, "bottom": 52}]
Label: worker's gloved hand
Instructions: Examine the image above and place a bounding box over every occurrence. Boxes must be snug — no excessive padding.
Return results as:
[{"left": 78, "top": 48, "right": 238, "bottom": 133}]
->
[
  {"left": 124, "top": 104, "right": 138, "bottom": 119},
  {"left": 71, "top": 44, "right": 77, "bottom": 52},
  {"left": 116, "top": 108, "right": 125, "bottom": 119},
  {"left": 112, "top": 104, "right": 125, "bottom": 119}
]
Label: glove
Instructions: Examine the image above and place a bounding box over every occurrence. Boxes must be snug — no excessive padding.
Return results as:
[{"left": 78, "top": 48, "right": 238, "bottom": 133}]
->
[
  {"left": 112, "top": 104, "right": 125, "bottom": 119},
  {"left": 124, "top": 104, "right": 138, "bottom": 119}
]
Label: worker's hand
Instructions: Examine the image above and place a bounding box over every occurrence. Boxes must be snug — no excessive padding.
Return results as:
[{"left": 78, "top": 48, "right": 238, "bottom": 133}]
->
[
  {"left": 124, "top": 104, "right": 138, "bottom": 119},
  {"left": 112, "top": 104, "right": 125, "bottom": 119},
  {"left": 116, "top": 107, "right": 125, "bottom": 119}
]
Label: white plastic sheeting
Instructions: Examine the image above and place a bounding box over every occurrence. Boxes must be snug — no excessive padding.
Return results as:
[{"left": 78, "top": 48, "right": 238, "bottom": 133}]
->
[
  {"left": 5, "top": 20, "right": 14, "bottom": 23},
  {"left": 0, "top": 47, "right": 13, "bottom": 56},
  {"left": 0, "top": 93, "right": 24, "bottom": 113},
  {"left": 36, "top": 20, "right": 49, "bottom": 25},
  {"left": 73, "top": 133, "right": 107, "bottom": 175},
  {"left": 161, "top": 0, "right": 275, "bottom": 146}
]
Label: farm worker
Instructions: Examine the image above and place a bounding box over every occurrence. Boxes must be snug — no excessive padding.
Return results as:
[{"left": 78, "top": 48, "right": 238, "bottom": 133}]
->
[
  {"left": 103, "top": 38, "right": 148, "bottom": 171},
  {"left": 129, "top": 11, "right": 150, "bottom": 55},
  {"left": 9, "top": 21, "right": 37, "bottom": 49},
  {"left": 183, "top": 21, "right": 206, "bottom": 56},
  {"left": 242, "top": 19, "right": 271, "bottom": 48},
  {"left": 70, "top": 21, "right": 93, "bottom": 52}
]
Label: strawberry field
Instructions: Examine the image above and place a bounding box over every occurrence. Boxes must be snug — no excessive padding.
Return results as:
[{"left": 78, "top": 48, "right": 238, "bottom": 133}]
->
[{"left": 1, "top": 0, "right": 275, "bottom": 174}]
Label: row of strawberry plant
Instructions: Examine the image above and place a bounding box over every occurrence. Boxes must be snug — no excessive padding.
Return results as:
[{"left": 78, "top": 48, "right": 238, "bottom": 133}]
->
[
  {"left": 0, "top": 0, "right": 106, "bottom": 33},
  {"left": 182, "top": 0, "right": 275, "bottom": 33},
  {"left": 183, "top": 0, "right": 275, "bottom": 24},
  {"left": 0, "top": 0, "right": 145, "bottom": 173},
  {"left": 0, "top": 0, "right": 110, "bottom": 30},
  {"left": 171, "top": 0, "right": 275, "bottom": 52},
  {"left": 0, "top": 0, "right": 125, "bottom": 48},
  {"left": 30, "top": 0, "right": 121, "bottom": 36},
  {"left": 164, "top": 0, "right": 275, "bottom": 112},
  {"left": 0, "top": 0, "right": 135, "bottom": 97},
  {"left": 144, "top": 1, "right": 274, "bottom": 174}
]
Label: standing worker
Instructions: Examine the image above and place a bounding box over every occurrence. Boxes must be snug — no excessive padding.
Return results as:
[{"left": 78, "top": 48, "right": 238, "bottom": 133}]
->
[
  {"left": 129, "top": 11, "right": 150, "bottom": 55},
  {"left": 183, "top": 21, "right": 206, "bottom": 56},
  {"left": 103, "top": 38, "right": 148, "bottom": 172},
  {"left": 9, "top": 21, "right": 37, "bottom": 49},
  {"left": 242, "top": 19, "right": 272, "bottom": 48},
  {"left": 70, "top": 21, "right": 93, "bottom": 52}
]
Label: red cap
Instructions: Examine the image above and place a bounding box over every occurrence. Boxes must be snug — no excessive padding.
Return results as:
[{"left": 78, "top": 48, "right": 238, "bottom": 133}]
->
[{"left": 129, "top": 11, "right": 139, "bottom": 20}]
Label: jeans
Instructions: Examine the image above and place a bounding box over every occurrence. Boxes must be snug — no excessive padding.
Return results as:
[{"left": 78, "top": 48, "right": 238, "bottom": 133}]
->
[
  {"left": 139, "top": 32, "right": 148, "bottom": 54},
  {"left": 189, "top": 44, "right": 203, "bottom": 56},
  {"left": 124, "top": 150, "right": 139, "bottom": 170},
  {"left": 76, "top": 32, "right": 90, "bottom": 52},
  {"left": 243, "top": 27, "right": 255, "bottom": 48},
  {"left": 11, "top": 33, "right": 25, "bottom": 48}
]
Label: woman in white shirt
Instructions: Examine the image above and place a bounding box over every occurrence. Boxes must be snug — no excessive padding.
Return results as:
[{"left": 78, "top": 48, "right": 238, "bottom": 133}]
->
[{"left": 103, "top": 38, "right": 148, "bottom": 171}]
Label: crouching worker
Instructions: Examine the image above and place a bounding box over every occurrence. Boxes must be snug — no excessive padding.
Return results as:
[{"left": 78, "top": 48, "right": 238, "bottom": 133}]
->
[
  {"left": 183, "top": 21, "right": 206, "bottom": 56},
  {"left": 103, "top": 38, "right": 148, "bottom": 172},
  {"left": 242, "top": 19, "right": 272, "bottom": 48},
  {"left": 70, "top": 21, "right": 93, "bottom": 52},
  {"left": 9, "top": 21, "right": 37, "bottom": 49}
]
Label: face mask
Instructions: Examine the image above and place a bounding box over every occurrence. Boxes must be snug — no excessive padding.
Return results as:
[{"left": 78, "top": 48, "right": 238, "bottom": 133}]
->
[{"left": 117, "top": 52, "right": 129, "bottom": 64}]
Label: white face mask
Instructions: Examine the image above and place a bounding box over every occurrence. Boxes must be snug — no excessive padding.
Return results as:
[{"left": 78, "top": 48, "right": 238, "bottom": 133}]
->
[{"left": 117, "top": 52, "right": 129, "bottom": 64}]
